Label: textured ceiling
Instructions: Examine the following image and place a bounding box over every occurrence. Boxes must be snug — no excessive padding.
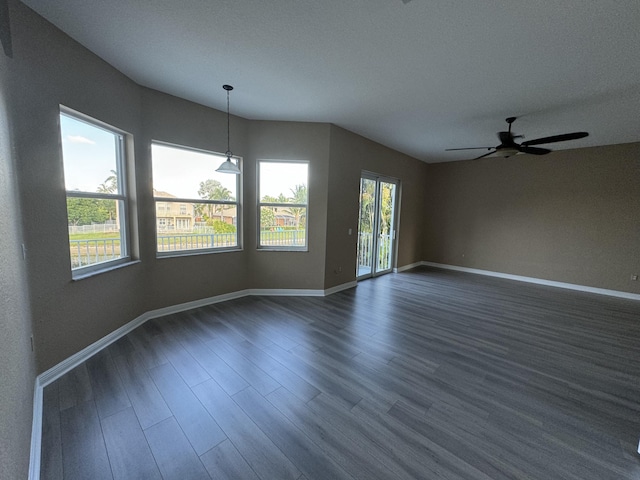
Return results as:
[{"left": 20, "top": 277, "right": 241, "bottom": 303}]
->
[{"left": 20, "top": 0, "right": 640, "bottom": 162}]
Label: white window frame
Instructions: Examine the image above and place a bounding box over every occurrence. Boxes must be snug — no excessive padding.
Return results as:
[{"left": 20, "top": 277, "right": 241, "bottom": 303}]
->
[
  {"left": 152, "top": 141, "right": 242, "bottom": 257},
  {"left": 257, "top": 160, "right": 309, "bottom": 251},
  {"left": 60, "top": 107, "right": 132, "bottom": 277}
]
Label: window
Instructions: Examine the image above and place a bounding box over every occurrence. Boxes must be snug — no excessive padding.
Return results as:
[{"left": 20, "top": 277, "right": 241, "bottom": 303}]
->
[
  {"left": 151, "top": 142, "right": 241, "bottom": 254},
  {"left": 60, "top": 109, "right": 131, "bottom": 275},
  {"left": 258, "top": 161, "right": 308, "bottom": 250}
]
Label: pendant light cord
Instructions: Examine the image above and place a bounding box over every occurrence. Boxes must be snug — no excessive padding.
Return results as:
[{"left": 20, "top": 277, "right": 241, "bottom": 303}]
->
[
  {"left": 223, "top": 84, "right": 234, "bottom": 158},
  {"left": 226, "top": 88, "right": 230, "bottom": 156},
  {"left": 216, "top": 84, "right": 240, "bottom": 174}
]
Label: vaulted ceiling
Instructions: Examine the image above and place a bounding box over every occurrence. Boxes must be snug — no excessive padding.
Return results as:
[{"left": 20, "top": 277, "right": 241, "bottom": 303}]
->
[{"left": 21, "top": 0, "right": 640, "bottom": 162}]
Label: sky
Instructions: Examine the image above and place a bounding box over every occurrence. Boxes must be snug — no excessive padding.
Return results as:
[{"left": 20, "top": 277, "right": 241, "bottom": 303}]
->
[
  {"left": 60, "top": 113, "right": 120, "bottom": 193},
  {"left": 60, "top": 114, "right": 307, "bottom": 200},
  {"left": 151, "top": 143, "right": 237, "bottom": 198},
  {"left": 258, "top": 161, "right": 308, "bottom": 200}
]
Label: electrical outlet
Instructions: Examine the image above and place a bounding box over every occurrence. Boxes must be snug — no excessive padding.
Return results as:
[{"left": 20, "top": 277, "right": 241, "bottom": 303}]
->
[{"left": 632, "top": 274, "right": 638, "bottom": 281}]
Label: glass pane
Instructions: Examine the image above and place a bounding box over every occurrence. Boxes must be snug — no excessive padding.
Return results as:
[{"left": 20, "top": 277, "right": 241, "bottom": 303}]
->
[
  {"left": 60, "top": 114, "right": 121, "bottom": 194},
  {"left": 259, "top": 162, "right": 308, "bottom": 203},
  {"left": 152, "top": 143, "right": 237, "bottom": 200},
  {"left": 377, "top": 182, "right": 396, "bottom": 272},
  {"left": 67, "top": 198, "right": 123, "bottom": 268},
  {"left": 156, "top": 201, "right": 238, "bottom": 252},
  {"left": 356, "top": 178, "right": 376, "bottom": 277},
  {"left": 260, "top": 206, "right": 306, "bottom": 247}
]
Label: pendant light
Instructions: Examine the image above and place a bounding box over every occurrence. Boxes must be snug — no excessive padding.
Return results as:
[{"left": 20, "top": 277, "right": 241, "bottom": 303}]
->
[{"left": 216, "top": 84, "right": 241, "bottom": 174}]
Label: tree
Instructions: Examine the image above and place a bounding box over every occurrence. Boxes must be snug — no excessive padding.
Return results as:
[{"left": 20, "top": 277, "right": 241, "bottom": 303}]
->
[
  {"left": 379, "top": 183, "right": 394, "bottom": 235},
  {"left": 97, "top": 170, "right": 117, "bottom": 194},
  {"left": 96, "top": 170, "right": 118, "bottom": 221},
  {"left": 261, "top": 194, "right": 278, "bottom": 203},
  {"left": 283, "top": 184, "right": 307, "bottom": 229},
  {"left": 67, "top": 197, "right": 110, "bottom": 226},
  {"left": 357, "top": 179, "right": 376, "bottom": 234},
  {"left": 210, "top": 220, "right": 236, "bottom": 234},
  {"left": 260, "top": 206, "right": 276, "bottom": 230},
  {"left": 198, "top": 179, "right": 234, "bottom": 220}
]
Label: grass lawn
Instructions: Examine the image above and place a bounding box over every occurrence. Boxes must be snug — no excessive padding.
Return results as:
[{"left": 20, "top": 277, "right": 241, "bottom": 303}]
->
[{"left": 69, "top": 232, "right": 120, "bottom": 241}]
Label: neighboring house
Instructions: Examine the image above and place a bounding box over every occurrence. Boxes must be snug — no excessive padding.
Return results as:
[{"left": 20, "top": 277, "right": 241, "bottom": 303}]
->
[
  {"left": 154, "top": 189, "right": 238, "bottom": 231},
  {"left": 153, "top": 190, "right": 194, "bottom": 232}
]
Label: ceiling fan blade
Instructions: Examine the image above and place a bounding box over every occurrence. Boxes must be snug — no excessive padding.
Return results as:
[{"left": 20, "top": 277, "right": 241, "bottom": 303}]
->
[
  {"left": 472, "top": 150, "right": 497, "bottom": 160},
  {"left": 445, "top": 147, "right": 493, "bottom": 151},
  {"left": 520, "top": 146, "right": 551, "bottom": 155},
  {"left": 522, "top": 132, "right": 589, "bottom": 146}
]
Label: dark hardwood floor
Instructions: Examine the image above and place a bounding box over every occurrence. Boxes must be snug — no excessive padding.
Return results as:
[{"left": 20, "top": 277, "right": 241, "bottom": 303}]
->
[{"left": 40, "top": 267, "right": 640, "bottom": 479}]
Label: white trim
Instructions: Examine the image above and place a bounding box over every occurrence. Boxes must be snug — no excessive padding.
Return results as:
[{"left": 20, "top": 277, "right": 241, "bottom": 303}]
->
[
  {"left": 28, "top": 283, "right": 356, "bottom": 480},
  {"left": 38, "top": 314, "right": 149, "bottom": 388},
  {"left": 246, "top": 288, "right": 324, "bottom": 297},
  {"left": 422, "top": 261, "right": 640, "bottom": 301},
  {"left": 28, "top": 380, "right": 43, "bottom": 480},
  {"left": 394, "top": 261, "right": 423, "bottom": 273},
  {"left": 323, "top": 281, "right": 357, "bottom": 296}
]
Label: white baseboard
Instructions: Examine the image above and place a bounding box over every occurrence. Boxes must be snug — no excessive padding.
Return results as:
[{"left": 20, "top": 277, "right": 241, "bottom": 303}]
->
[
  {"left": 28, "top": 281, "right": 356, "bottom": 480},
  {"left": 422, "top": 261, "right": 640, "bottom": 301},
  {"left": 394, "top": 261, "right": 423, "bottom": 273},
  {"left": 323, "top": 281, "right": 357, "bottom": 296},
  {"left": 246, "top": 288, "right": 324, "bottom": 297}
]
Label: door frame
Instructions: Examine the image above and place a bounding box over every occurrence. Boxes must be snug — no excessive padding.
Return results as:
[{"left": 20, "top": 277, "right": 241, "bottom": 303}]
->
[{"left": 356, "top": 171, "right": 401, "bottom": 280}]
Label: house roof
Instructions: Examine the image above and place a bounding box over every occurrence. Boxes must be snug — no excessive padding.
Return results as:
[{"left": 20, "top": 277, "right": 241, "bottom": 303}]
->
[
  {"left": 22, "top": 0, "right": 640, "bottom": 163},
  {"left": 153, "top": 190, "right": 177, "bottom": 199}
]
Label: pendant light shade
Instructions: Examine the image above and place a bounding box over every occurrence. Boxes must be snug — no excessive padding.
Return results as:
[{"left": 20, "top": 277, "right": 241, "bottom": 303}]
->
[
  {"left": 216, "top": 84, "right": 241, "bottom": 175},
  {"left": 216, "top": 157, "right": 241, "bottom": 174}
]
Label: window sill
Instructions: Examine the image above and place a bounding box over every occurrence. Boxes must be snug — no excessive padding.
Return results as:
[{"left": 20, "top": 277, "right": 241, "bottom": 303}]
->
[
  {"left": 72, "top": 260, "right": 141, "bottom": 281},
  {"left": 156, "top": 247, "right": 243, "bottom": 259},
  {"left": 257, "top": 248, "right": 308, "bottom": 252}
]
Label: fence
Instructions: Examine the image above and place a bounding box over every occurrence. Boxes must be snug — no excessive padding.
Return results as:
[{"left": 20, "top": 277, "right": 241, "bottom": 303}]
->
[
  {"left": 357, "top": 232, "right": 373, "bottom": 272},
  {"left": 260, "top": 229, "right": 305, "bottom": 247},
  {"left": 69, "top": 238, "right": 121, "bottom": 268},
  {"left": 69, "top": 230, "right": 306, "bottom": 268},
  {"left": 157, "top": 233, "right": 236, "bottom": 252},
  {"left": 68, "top": 223, "right": 118, "bottom": 235},
  {"left": 357, "top": 232, "right": 391, "bottom": 274}
]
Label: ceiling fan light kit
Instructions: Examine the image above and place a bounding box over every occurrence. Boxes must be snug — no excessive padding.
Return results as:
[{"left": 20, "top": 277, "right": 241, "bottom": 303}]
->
[{"left": 446, "top": 117, "right": 589, "bottom": 161}]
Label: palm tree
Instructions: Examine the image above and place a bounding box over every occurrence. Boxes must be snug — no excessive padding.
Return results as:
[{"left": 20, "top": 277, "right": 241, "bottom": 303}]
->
[
  {"left": 96, "top": 170, "right": 118, "bottom": 221},
  {"left": 97, "top": 169, "right": 117, "bottom": 194},
  {"left": 198, "top": 179, "right": 234, "bottom": 221},
  {"left": 283, "top": 184, "right": 307, "bottom": 229}
]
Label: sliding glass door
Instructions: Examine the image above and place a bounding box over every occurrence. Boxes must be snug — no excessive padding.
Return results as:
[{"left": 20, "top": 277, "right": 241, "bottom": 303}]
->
[{"left": 356, "top": 173, "right": 399, "bottom": 279}]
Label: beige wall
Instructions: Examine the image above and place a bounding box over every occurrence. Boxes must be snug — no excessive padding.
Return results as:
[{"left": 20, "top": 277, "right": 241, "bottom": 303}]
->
[
  {"left": 6, "top": 2, "right": 368, "bottom": 377},
  {"left": 0, "top": 4, "right": 37, "bottom": 477},
  {"left": 324, "top": 125, "right": 428, "bottom": 288},
  {"left": 9, "top": 1, "right": 148, "bottom": 372},
  {"left": 140, "top": 88, "right": 251, "bottom": 306},
  {"left": 246, "top": 121, "right": 331, "bottom": 290},
  {"left": 424, "top": 143, "right": 640, "bottom": 293}
]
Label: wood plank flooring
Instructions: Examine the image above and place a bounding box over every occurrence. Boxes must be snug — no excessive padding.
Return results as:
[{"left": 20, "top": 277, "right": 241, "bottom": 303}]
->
[{"left": 40, "top": 267, "right": 640, "bottom": 479}]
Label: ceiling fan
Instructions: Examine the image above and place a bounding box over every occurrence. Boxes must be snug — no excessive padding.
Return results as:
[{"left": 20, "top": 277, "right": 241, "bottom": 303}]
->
[{"left": 446, "top": 117, "right": 589, "bottom": 160}]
